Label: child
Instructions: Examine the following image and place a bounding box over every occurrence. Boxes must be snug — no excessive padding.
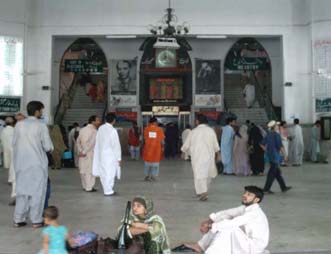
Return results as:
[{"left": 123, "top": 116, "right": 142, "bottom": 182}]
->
[
  {"left": 127, "top": 196, "right": 171, "bottom": 254},
  {"left": 39, "top": 206, "right": 73, "bottom": 254}
]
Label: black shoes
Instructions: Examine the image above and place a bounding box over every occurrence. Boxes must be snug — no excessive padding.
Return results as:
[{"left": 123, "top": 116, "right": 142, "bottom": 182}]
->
[
  {"left": 282, "top": 186, "right": 292, "bottom": 192},
  {"left": 13, "top": 222, "right": 27, "bottom": 228},
  {"left": 85, "top": 188, "right": 98, "bottom": 192}
]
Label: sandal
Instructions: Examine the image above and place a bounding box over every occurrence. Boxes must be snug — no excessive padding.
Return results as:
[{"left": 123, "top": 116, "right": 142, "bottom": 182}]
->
[
  {"left": 199, "top": 193, "right": 208, "bottom": 201},
  {"left": 32, "top": 223, "right": 44, "bottom": 228}
]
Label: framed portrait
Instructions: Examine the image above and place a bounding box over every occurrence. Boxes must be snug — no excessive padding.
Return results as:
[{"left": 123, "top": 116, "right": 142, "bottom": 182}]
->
[
  {"left": 195, "top": 59, "right": 221, "bottom": 94},
  {"left": 110, "top": 59, "right": 137, "bottom": 95}
]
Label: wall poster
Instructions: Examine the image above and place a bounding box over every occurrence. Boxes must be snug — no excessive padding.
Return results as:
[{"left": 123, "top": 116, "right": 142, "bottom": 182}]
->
[
  {"left": 110, "top": 59, "right": 137, "bottom": 95},
  {"left": 195, "top": 59, "right": 221, "bottom": 94}
]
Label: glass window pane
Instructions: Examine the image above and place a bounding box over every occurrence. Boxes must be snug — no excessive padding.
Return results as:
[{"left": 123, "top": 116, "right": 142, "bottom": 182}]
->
[{"left": 0, "top": 36, "right": 23, "bottom": 96}]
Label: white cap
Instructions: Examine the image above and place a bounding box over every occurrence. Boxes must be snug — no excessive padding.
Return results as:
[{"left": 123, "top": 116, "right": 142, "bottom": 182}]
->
[{"left": 267, "top": 120, "right": 277, "bottom": 128}]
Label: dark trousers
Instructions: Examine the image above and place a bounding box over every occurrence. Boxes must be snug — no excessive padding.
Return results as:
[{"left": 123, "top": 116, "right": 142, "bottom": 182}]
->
[
  {"left": 44, "top": 178, "right": 51, "bottom": 209},
  {"left": 263, "top": 162, "right": 287, "bottom": 191}
]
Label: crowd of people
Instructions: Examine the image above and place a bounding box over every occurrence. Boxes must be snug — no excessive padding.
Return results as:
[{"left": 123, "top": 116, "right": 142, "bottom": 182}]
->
[{"left": 0, "top": 100, "right": 328, "bottom": 254}]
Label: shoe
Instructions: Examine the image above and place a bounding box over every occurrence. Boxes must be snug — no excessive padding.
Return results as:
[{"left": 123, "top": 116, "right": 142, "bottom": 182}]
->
[
  {"left": 144, "top": 176, "right": 151, "bottom": 181},
  {"left": 263, "top": 190, "right": 274, "bottom": 194},
  {"left": 282, "top": 186, "right": 292, "bottom": 192},
  {"left": 171, "top": 244, "right": 196, "bottom": 252},
  {"left": 104, "top": 192, "right": 117, "bottom": 196},
  {"left": 150, "top": 176, "right": 157, "bottom": 181},
  {"left": 85, "top": 188, "right": 97, "bottom": 192},
  {"left": 199, "top": 193, "right": 208, "bottom": 201},
  {"left": 8, "top": 199, "right": 16, "bottom": 206},
  {"left": 13, "top": 222, "right": 27, "bottom": 228},
  {"left": 32, "top": 222, "right": 44, "bottom": 228}
]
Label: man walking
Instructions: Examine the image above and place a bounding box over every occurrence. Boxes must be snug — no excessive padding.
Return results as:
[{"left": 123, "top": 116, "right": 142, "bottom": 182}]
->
[
  {"left": 262, "top": 120, "right": 292, "bottom": 194},
  {"left": 181, "top": 114, "right": 220, "bottom": 201},
  {"left": 77, "top": 115, "right": 101, "bottom": 192},
  {"left": 93, "top": 113, "right": 121, "bottom": 196},
  {"left": 13, "top": 101, "right": 53, "bottom": 228},
  {"left": 142, "top": 117, "right": 165, "bottom": 181}
]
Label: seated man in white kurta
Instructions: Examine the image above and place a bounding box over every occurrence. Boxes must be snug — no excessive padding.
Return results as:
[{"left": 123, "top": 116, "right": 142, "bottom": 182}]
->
[{"left": 184, "top": 186, "right": 269, "bottom": 254}]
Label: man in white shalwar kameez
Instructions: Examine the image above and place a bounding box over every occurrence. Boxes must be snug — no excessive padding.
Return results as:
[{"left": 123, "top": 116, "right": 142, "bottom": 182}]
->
[
  {"left": 0, "top": 117, "right": 16, "bottom": 205},
  {"left": 77, "top": 115, "right": 101, "bottom": 192},
  {"left": 181, "top": 124, "right": 192, "bottom": 160},
  {"left": 181, "top": 114, "right": 220, "bottom": 201},
  {"left": 289, "top": 118, "right": 304, "bottom": 166},
  {"left": 13, "top": 101, "right": 53, "bottom": 228},
  {"left": 1, "top": 117, "right": 15, "bottom": 177},
  {"left": 184, "top": 186, "right": 269, "bottom": 254},
  {"left": 310, "top": 120, "right": 321, "bottom": 162},
  {"left": 221, "top": 118, "right": 236, "bottom": 175},
  {"left": 93, "top": 113, "right": 121, "bottom": 196},
  {"left": 242, "top": 77, "right": 255, "bottom": 108}
]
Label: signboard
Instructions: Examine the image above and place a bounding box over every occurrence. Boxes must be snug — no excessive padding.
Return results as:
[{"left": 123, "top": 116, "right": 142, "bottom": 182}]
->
[
  {"left": 225, "top": 57, "right": 269, "bottom": 71},
  {"left": 316, "top": 98, "right": 331, "bottom": 113},
  {"left": 0, "top": 97, "right": 20, "bottom": 113},
  {"left": 195, "top": 95, "right": 222, "bottom": 107},
  {"left": 64, "top": 59, "right": 103, "bottom": 73},
  {"left": 115, "top": 112, "right": 138, "bottom": 123},
  {"left": 152, "top": 106, "right": 179, "bottom": 115}
]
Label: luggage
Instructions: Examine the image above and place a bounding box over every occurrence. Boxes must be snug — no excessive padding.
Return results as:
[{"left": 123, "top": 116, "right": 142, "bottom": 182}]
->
[
  {"left": 68, "top": 231, "right": 98, "bottom": 254},
  {"left": 62, "top": 150, "right": 75, "bottom": 168}
]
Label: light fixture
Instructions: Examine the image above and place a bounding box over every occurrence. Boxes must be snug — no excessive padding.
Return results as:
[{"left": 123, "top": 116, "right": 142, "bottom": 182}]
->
[
  {"left": 196, "top": 35, "right": 227, "bottom": 39},
  {"left": 148, "top": 0, "right": 190, "bottom": 37},
  {"left": 105, "top": 35, "right": 137, "bottom": 39}
]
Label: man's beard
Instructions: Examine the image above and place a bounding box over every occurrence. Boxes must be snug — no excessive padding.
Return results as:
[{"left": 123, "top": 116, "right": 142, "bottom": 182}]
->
[{"left": 242, "top": 200, "right": 255, "bottom": 207}]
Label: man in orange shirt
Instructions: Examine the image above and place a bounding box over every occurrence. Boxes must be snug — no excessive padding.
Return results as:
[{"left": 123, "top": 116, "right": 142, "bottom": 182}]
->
[{"left": 142, "top": 117, "right": 165, "bottom": 181}]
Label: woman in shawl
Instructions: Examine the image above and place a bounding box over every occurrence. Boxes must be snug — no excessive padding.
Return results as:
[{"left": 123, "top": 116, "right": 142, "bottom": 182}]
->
[
  {"left": 126, "top": 196, "right": 171, "bottom": 254},
  {"left": 248, "top": 123, "right": 265, "bottom": 175},
  {"left": 49, "top": 125, "right": 67, "bottom": 169},
  {"left": 233, "top": 125, "right": 251, "bottom": 176}
]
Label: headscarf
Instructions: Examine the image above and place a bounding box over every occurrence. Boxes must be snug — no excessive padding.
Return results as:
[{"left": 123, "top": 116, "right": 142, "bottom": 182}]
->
[{"left": 129, "top": 196, "right": 171, "bottom": 254}]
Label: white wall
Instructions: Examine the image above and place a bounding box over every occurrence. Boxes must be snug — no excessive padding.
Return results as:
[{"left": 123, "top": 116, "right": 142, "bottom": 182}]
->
[{"left": 0, "top": 0, "right": 319, "bottom": 122}]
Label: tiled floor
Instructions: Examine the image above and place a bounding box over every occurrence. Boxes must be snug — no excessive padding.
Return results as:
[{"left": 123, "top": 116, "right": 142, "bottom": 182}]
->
[{"left": 0, "top": 159, "right": 330, "bottom": 254}]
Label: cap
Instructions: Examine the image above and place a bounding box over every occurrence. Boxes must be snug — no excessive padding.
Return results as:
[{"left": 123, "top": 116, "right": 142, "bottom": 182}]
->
[{"left": 267, "top": 120, "right": 276, "bottom": 128}]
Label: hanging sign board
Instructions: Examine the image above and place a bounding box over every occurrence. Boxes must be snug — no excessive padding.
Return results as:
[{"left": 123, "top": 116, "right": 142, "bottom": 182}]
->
[{"left": 0, "top": 97, "right": 21, "bottom": 113}]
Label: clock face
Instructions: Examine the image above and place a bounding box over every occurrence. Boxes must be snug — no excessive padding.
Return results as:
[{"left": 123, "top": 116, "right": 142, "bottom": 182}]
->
[{"left": 156, "top": 49, "right": 176, "bottom": 68}]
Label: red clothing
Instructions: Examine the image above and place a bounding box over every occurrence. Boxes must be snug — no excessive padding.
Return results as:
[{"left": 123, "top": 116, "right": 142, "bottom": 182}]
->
[
  {"left": 142, "top": 123, "right": 165, "bottom": 163},
  {"left": 128, "top": 128, "right": 140, "bottom": 147}
]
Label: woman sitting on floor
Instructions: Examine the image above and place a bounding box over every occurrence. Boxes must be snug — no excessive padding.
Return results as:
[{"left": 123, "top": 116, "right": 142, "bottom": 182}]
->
[{"left": 125, "top": 196, "right": 171, "bottom": 254}]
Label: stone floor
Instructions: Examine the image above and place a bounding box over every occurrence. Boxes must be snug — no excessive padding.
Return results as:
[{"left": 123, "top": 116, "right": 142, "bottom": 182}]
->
[{"left": 0, "top": 159, "right": 331, "bottom": 254}]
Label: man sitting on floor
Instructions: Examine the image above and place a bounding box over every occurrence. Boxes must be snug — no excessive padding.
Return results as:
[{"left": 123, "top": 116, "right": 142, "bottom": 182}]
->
[{"left": 184, "top": 186, "right": 269, "bottom": 254}]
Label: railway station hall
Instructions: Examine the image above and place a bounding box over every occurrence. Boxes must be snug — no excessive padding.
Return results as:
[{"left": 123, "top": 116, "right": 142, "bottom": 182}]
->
[{"left": 1, "top": 1, "right": 331, "bottom": 254}]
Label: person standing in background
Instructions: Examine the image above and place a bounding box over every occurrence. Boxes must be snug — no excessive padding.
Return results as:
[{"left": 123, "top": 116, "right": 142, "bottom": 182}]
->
[
  {"left": 77, "top": 115, "right": 101, "bottom": 192},
  {"left": 221, "top": 117, "right": 236, "bottom": 175},
  {"left": 128, "top": 121, "right": 141, "bottom": 160},
  {"left": 181, "top": 124, "right": 192, "bottom": 160},
  {"left": 288, "top": 118, "right": 304, "bottom": 166},
  {"left": 142, "top": 117, "right": 165, "bottom": 182},
  {"left": 13, "top": 101, "right": 53, "bottom": 228},
  {"left": 310, "top": 120, "right": 321, "bottom": 162},
  {"left": 93, "top": 113, "right": 121, "bottom": 196}
]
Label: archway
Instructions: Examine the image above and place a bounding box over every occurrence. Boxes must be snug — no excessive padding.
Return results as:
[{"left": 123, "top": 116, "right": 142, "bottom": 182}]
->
[
  {"left": 224, "top": 37, "right": 276, "bottom": 123},
  {"left": 55, "top": 38, "right": 108, "bottom": 126}
]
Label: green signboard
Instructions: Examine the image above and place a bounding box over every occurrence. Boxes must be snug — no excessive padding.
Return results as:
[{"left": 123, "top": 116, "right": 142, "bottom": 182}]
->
[
  {"left": 225, "top": 57, "right": 269, "bottom": 71},
  {"left": 316, "top": 98, "right": 331, "bottom": 113},
  {"left": 64, "top": 59, "right": 103, "bottom": 73},
  {"left": 0, "top": 97, "right": 21, "bottom": 113}
]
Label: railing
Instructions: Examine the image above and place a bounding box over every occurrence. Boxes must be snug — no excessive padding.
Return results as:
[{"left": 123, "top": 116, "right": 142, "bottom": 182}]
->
[
  {"left": 54, "top": 75, "right": 78, "bottom": 125},
  {"left": 251, "top": 71, "right": 279, "bottom": 121}
]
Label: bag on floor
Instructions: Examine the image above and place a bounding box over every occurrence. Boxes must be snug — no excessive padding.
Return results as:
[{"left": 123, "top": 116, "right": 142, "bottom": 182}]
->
[{"left": 67, "top": 231, "right": 98, "bottom": 254}]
